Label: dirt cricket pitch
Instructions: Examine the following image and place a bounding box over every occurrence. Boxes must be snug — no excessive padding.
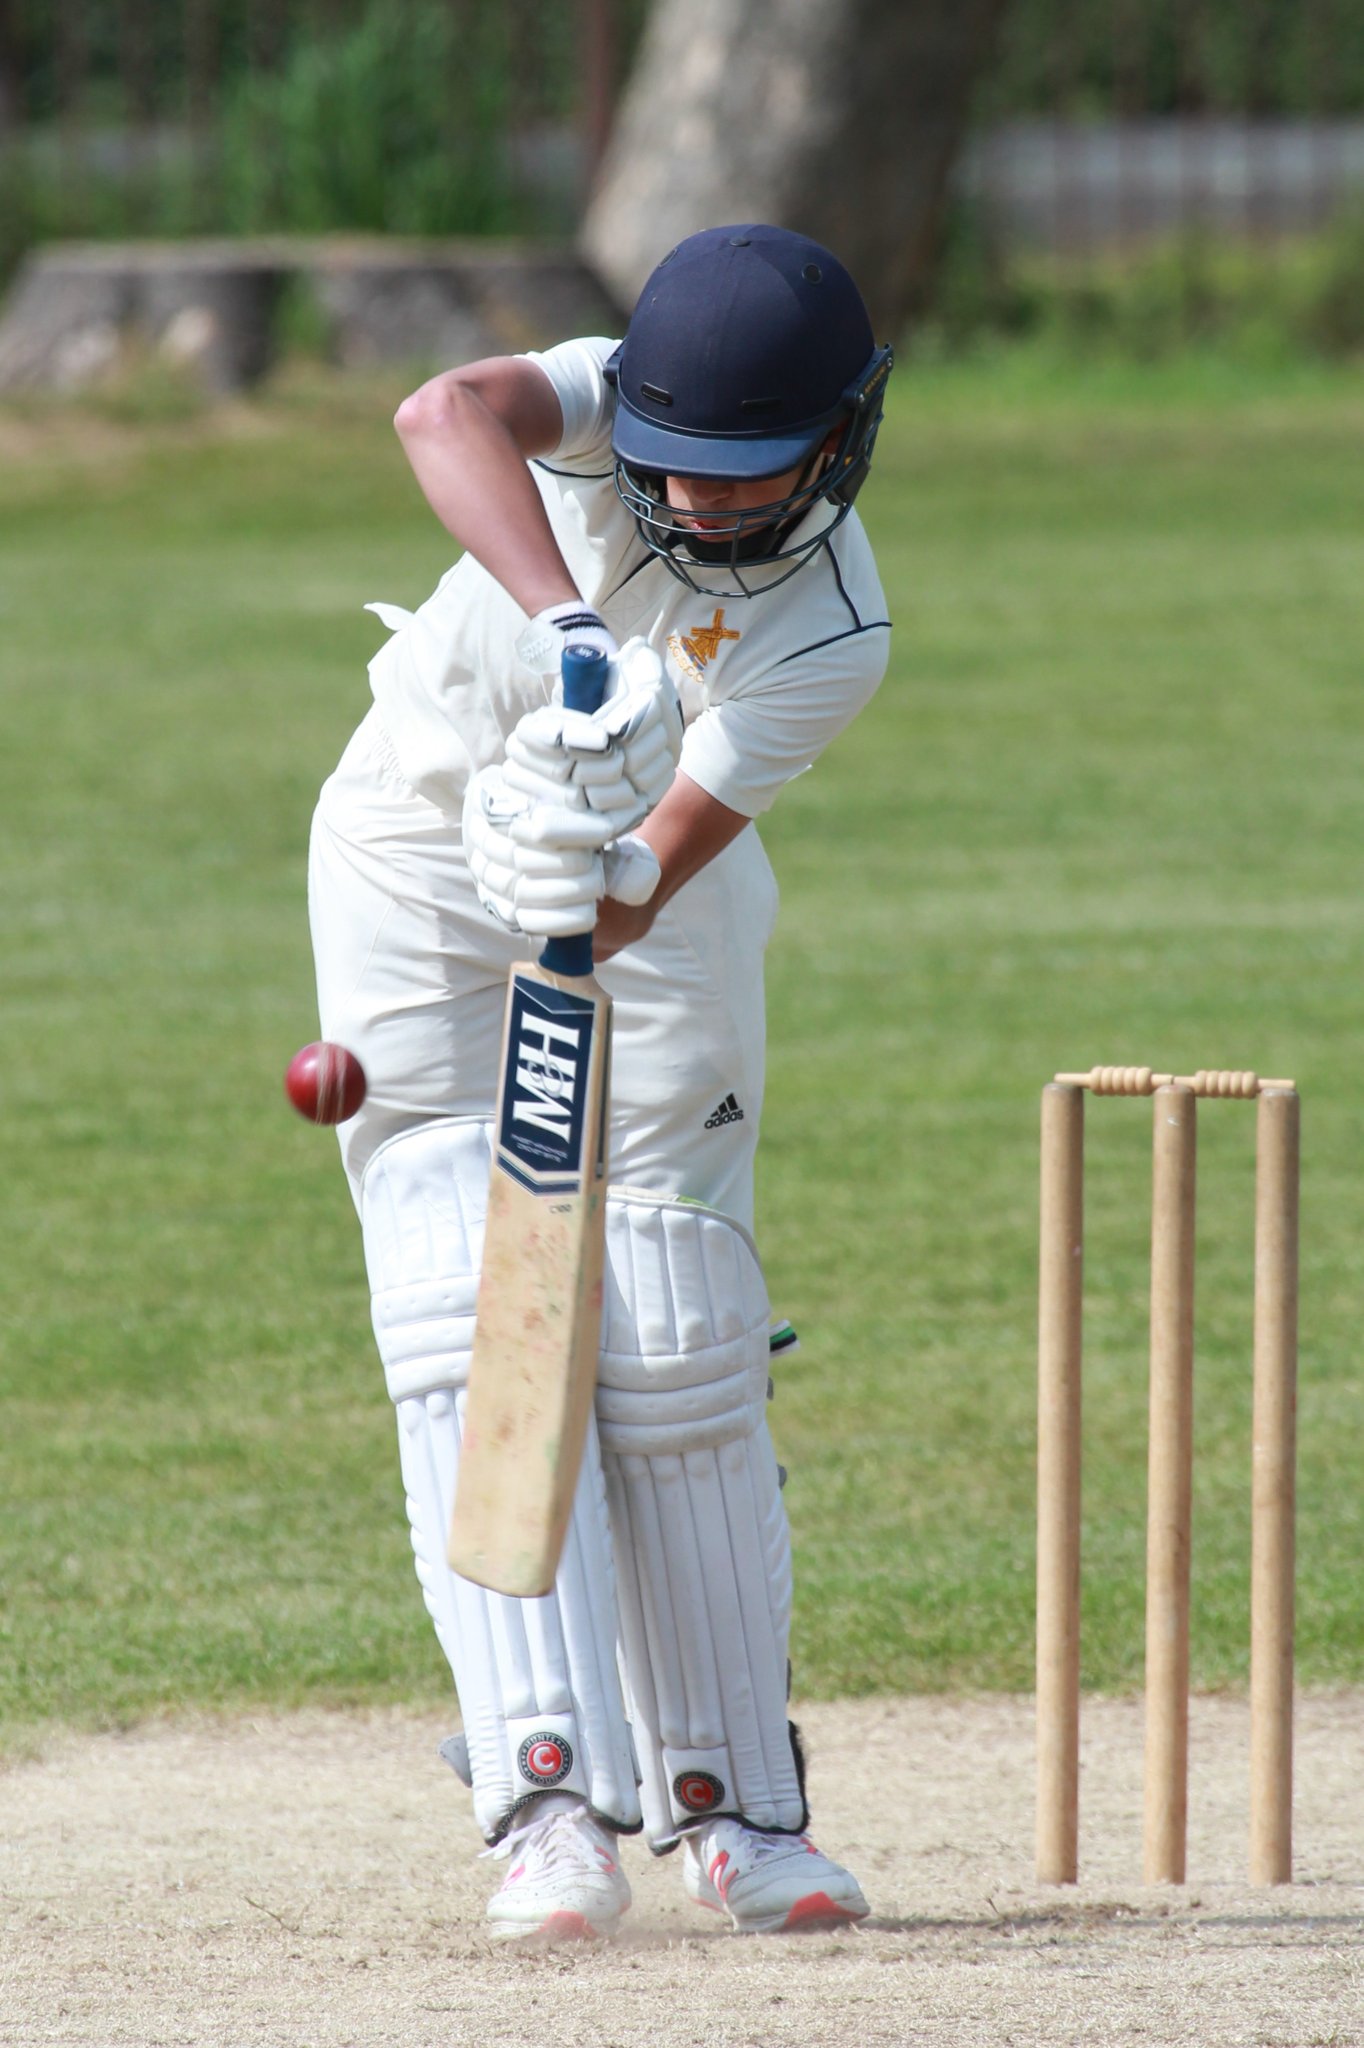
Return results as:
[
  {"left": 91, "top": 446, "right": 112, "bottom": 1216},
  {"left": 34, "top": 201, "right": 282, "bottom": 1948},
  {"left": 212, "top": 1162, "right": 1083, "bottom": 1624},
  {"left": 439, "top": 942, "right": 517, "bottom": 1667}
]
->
[{"left": 2, "top": 1694, "right": 1360, "bottom": 2047}]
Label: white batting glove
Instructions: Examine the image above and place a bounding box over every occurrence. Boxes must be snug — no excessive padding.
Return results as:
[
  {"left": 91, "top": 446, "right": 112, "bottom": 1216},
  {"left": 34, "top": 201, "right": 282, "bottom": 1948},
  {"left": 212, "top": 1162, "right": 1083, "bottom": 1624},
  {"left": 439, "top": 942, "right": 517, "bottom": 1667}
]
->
[
  {"left": 511, "top": 833, "right": 662, "bottom": 939},
  {"left": 462, "top": 765, "right": 527, "bottom": 931},
  {"left": 509, "top": 839, "right": 605, "bottom": 938},
  {"left": 502, "top": 639, "right": 682, "bottom": 838},
  {"left": 602, "top": 833, "right": 662, "bottom": 907},
  {"left": 597, "top": 638, "right": 684, "bottom": 812},
  {"left": 515, "top": 600, "right": 618, "bottom": 674},
  {"left": 465, "top": 756, "right": 626, "bottom": 927},
  {"left": 505, "top": 704, "right": 650, "bottom": 838}
]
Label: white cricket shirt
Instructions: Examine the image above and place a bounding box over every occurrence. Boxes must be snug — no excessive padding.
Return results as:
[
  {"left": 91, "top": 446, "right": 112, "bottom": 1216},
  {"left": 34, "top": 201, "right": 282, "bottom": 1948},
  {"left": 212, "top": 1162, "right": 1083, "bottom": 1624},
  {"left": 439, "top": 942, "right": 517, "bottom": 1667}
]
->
[{"left": 366, "top": 336, "right": 891, "bottom": 821}]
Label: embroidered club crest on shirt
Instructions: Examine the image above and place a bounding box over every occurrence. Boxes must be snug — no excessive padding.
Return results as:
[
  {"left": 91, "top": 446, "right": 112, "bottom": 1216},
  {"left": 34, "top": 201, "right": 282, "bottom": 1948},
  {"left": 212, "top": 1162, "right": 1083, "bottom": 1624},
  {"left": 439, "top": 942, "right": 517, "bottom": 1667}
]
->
[{"left": 667, "top": 607, "right": 741, "bottom": 686}]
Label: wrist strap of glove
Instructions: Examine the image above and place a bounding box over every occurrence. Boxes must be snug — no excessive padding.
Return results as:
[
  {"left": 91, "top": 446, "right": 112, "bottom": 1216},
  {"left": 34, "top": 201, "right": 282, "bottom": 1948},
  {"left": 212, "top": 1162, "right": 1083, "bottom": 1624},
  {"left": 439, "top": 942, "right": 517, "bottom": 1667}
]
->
[{"left": 517, "top": 601, "right": 616, "bottom": 673}]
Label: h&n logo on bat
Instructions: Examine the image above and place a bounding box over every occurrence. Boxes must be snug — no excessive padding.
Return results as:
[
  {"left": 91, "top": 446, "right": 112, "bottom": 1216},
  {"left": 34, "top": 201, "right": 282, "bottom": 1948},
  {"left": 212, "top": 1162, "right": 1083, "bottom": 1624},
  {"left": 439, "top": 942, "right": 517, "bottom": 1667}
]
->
[{"left": 496, "top": 979, "right": 604, "bottom": 1194}]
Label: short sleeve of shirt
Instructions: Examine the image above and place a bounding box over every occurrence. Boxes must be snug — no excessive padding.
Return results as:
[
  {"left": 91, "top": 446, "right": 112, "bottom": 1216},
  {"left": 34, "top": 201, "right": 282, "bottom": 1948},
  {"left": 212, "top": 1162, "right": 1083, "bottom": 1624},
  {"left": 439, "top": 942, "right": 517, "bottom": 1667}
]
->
[
  {"left": 521, "top": 337, "right": 620, "bottom": 468},
  {"left": 678, "top": 627, "right": 890, "bottom": 818}
]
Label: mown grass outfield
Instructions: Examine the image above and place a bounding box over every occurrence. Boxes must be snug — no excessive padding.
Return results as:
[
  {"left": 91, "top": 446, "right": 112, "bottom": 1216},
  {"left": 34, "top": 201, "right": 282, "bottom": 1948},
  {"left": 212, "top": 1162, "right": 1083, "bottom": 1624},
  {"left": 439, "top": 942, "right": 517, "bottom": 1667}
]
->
[{"left": 1, "top": 355, "right": 1361, "bottom": 1742}]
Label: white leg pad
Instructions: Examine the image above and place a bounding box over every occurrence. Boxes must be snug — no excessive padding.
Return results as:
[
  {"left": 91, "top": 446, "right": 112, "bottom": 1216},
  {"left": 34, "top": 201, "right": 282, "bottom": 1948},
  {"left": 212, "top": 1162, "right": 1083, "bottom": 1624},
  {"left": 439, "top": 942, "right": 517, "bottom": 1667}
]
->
[
  {"left": 362, "top": 1119, "right": 641, "bottom": 1842},
  {"left": 596, "top": 1192, "right": 807, "bottom": 1848}
]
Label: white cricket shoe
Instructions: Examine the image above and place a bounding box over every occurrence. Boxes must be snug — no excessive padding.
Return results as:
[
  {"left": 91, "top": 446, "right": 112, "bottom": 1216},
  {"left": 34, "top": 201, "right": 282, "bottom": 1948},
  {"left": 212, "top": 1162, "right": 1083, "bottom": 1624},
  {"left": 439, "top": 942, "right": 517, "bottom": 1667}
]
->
[
  {"left": 681, "top": 1818, "right": 870, "bottom": 1934},
  {"left": 484, "top": 1794, "right": 631, "bottom": 1942}
]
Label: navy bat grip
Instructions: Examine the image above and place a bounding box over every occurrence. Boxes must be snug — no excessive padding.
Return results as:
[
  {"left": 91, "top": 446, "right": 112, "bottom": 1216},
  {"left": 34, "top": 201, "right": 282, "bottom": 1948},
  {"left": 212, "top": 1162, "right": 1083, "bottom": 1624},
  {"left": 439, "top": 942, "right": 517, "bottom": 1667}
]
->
[{"left": 540, "top": 643, "right": 608, "bottom": 978}]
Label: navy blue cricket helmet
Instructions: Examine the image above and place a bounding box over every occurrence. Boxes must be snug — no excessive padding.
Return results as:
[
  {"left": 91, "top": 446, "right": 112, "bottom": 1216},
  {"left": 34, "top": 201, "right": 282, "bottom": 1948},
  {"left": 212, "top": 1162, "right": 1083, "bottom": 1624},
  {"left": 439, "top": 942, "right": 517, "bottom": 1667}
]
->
[{"left": 605, "top": 224, "right": 893, "bottom": 595}]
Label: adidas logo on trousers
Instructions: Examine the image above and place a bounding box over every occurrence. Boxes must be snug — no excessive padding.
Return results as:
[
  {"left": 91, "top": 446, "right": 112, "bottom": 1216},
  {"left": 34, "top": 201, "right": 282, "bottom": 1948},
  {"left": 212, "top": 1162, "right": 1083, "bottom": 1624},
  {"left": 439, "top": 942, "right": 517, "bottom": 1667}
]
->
[{"left": 705, "top": 1093, "right": 745, "bottom": 1129}]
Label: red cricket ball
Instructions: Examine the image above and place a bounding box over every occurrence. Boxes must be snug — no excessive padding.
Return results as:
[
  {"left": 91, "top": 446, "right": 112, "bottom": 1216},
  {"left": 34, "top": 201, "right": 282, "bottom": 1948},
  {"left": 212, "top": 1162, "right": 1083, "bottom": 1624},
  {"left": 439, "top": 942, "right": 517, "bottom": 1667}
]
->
[{"left": 284, "top": 1041, "right": 367, "bottom": 1125}]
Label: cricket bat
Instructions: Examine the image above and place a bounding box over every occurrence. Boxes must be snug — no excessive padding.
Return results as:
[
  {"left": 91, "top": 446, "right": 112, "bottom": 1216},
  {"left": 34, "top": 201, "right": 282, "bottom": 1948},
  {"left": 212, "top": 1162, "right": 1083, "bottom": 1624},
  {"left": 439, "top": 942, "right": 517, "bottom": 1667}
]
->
[{"left": 448, "top": 642, "right": 613, "bottom": 1597}]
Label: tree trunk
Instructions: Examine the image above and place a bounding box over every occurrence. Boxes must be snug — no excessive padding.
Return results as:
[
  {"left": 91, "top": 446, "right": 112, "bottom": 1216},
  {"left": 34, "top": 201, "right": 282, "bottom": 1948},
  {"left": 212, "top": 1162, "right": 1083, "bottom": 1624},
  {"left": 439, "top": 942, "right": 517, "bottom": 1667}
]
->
[{"left": 581, "top": 0, "right": 1010, "bottom": 338}]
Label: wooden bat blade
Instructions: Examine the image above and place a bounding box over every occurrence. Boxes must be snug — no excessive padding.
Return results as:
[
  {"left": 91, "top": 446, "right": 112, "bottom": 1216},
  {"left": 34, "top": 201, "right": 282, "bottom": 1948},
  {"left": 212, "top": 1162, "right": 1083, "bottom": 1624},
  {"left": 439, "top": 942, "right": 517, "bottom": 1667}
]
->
[{"left": 448, "top": 958, "right": 611, "bottom": 1597}]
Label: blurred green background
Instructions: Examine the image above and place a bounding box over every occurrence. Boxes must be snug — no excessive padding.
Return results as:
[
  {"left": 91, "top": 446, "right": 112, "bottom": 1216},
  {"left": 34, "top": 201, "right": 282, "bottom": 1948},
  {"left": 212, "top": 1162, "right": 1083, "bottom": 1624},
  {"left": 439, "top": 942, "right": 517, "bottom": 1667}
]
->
[
  {"left": 1, "top": 352, "right": 1360, "bottom": 1739},
  {"left": 4, "top": 0, "right": 1364, "bottom": 358},
  {"left": 1, "top": 0, "right": 1362, "bottom": 1744}
]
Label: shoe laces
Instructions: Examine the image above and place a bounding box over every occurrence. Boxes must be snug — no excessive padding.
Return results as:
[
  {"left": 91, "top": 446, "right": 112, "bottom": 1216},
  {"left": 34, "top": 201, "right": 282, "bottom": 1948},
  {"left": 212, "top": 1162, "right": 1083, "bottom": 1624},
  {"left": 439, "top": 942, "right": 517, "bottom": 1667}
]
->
[
  {"left": 741, "top": 1829, "right": 813, "bottom": 1864},
  {"left": 702, "top": 1824, "right": 814, "bottom": 1869},
  {"left": 484, "top": 1798, "right": 607, "bottom": 1872},
  {"left": 747, "top": 1830, "right": 806, "bottom": 1861}
]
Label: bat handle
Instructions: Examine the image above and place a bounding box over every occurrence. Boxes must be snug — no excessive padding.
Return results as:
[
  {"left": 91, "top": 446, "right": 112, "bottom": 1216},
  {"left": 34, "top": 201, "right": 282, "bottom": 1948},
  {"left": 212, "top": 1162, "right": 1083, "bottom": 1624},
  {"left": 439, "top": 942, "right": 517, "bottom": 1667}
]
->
[{"left": 540, "top": 642, "right": 610, "bottom": 979}]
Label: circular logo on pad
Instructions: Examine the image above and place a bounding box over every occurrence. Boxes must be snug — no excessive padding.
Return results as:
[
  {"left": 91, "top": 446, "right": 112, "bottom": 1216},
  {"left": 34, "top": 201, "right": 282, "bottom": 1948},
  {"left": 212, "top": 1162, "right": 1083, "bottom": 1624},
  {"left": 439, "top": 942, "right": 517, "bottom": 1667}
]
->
[
  {"left": 518, "top": 1733, "right": 573, "bottom": 1786},
  {"left": 674, "top": 1769, "right": 725, "bottom": 1813}
]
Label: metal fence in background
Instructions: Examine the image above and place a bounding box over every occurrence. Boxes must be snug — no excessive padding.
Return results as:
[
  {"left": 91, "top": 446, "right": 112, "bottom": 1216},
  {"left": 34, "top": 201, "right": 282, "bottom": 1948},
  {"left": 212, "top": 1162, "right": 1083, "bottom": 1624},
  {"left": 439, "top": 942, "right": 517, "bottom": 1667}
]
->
[
  {"left": 0, "top": 0, "right": 649, "bottom": 274},
  {"left": 969, "top": 0, "right": 1364, "bottom": 254},
  {"left": 1, "top": 0, "right": 1362, "bottom": 281}
]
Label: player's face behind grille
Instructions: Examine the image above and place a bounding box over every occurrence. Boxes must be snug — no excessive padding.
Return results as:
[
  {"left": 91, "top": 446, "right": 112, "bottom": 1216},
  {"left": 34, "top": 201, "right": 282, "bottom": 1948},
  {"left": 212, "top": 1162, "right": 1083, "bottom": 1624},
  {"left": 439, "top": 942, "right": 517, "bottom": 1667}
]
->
[{"left": 615, "top": 439, "right": 848, "bottom": 598}]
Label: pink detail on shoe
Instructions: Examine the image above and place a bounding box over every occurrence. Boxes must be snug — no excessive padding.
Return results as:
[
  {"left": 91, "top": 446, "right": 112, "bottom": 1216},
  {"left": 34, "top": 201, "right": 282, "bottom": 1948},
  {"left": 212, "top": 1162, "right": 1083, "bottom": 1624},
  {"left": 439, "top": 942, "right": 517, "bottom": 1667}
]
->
[
  {"left": 781, "top": 1892, "right": 863, "bottom": 1932},
  {"left": 537, "top": 1910, "right": 603, "bottom": 1942},
  {"left": 708, "top": 1851, "right": 735, "bottom": 1899}
]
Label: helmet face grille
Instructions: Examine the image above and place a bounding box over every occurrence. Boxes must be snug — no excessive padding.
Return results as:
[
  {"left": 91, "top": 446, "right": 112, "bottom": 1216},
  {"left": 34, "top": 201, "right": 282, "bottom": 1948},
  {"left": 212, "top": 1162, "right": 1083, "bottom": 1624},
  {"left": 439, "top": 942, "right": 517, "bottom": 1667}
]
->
[{"left": 613, "top": 458, "right": 853, "bottom": 597}]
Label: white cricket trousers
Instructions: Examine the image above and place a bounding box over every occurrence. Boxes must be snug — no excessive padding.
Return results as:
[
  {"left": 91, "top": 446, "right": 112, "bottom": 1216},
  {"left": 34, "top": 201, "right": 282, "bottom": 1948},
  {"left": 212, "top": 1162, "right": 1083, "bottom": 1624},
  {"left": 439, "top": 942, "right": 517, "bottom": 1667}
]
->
[{"left": 306, "top": 707, "right": 778, "bottom": 1231}]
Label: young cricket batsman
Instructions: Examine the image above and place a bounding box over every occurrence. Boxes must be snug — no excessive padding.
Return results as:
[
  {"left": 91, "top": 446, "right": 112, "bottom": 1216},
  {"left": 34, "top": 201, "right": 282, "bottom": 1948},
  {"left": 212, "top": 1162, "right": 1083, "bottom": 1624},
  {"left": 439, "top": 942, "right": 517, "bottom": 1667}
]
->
[{"left": 308, "top": 223, "right": 893, "bottom": 1939}]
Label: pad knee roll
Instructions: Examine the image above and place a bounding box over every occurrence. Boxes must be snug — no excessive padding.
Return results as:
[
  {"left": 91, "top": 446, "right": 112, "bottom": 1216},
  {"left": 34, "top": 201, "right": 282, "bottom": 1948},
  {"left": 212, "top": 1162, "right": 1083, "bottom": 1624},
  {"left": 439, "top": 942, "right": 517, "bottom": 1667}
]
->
[
  {"left": 362, "top": 1117, "right": 490, "bottom": 1404},
  {"left": 596, "top": 1190, "right": 773, "bottom": 1453}
]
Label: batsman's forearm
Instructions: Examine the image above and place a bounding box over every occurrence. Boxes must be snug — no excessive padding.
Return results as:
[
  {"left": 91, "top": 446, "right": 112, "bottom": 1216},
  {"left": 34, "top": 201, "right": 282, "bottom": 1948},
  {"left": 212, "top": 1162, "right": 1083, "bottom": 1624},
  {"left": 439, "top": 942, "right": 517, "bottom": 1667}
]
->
[
  {"left": 593, "top": 773, "right": 751, "bottom": 963},
  {"left": 394, "top": 378, "right": 580, "bottom": 618},
  {"left": 638, "top": 772, "right": 751, "bottom": 905}
]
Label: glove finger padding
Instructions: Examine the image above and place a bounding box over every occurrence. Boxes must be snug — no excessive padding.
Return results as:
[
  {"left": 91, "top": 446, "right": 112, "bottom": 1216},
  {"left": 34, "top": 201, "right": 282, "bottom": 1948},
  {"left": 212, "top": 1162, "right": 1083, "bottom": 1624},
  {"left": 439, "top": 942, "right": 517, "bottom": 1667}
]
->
[
  {"left": 511, "top": 803, "right": 622, "bottom": 852},
  {"left": 476, "top": 849, "right": 521, "bottom": 906},
  {"left": 467, "top": 764, "right": 527, "bottom": 827},
  {"left": 502, "top": 755, "right": 584, "bottom": 806},
  {"left": 462, "top": 766, "right": 528, "bottom": 932},
  {"left": 513, "top": 853, "right": 606, "bottom": 937},
  {"left": 522, "top": 869, "right": 606, "bottom": 910},
  {"left": 505, "top": 642, "right": 682, "bottom": 829},
  {"left": 513, "top": 841, "right": 601, "bottom": 879},
  {"left": 582, "top": 785, "right": 651, "bottom": 836},
  {"left": 504, "top": 757, "right": 645, "bottom": 826},
  {"left": 511, "top": 704, "right": 615, "bottom": 764},
  {"left": 476, "top": 876, "right": 520, "bottom": 929},
  {"left": 609, "top": 725, "right": 677, "bottom": 811},
  {"left": 506, "top": 825, "right": 660, "bottom": 936},
  {"left": 506, "top": 706, "right": 646, "bottom": 826},
  {"left": 601, "top": 640, "right": 680, "bottom": 734},
  {"left": 599, "top": 641, "right": 684, "bottom": 802},
  {"left": 505, "top": 745, "right": 628, "bottom": 798}
]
